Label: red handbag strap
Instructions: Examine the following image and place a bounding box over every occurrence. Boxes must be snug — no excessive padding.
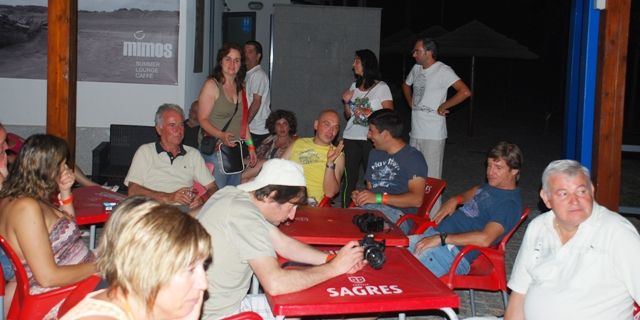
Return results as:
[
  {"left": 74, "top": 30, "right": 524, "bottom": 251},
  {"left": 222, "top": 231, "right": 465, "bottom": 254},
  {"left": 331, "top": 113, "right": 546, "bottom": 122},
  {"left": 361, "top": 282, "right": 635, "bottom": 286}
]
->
[{"left": 240, "top": 89, "right": 249, "bottom": 140}]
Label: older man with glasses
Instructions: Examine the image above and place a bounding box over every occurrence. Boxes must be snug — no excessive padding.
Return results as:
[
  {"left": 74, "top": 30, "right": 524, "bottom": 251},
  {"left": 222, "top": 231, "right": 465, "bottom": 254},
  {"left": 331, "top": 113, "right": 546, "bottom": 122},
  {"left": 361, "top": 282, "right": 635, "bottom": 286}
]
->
[{"left": 505, "top": 160, "right": 640, "bottom": 320}]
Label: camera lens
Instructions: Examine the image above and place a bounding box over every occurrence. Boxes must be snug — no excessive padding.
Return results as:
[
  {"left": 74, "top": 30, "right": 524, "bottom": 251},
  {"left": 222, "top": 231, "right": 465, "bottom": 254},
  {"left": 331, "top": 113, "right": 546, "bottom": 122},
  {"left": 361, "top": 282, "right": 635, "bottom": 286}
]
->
[{"left": 365, "top": 247, "right": 385, "bottom": 270}]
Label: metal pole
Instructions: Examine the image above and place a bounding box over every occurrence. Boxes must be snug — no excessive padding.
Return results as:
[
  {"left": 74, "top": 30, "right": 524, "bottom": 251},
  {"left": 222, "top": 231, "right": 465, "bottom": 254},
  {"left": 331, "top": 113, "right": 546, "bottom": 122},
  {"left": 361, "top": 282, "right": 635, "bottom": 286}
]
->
[{"left": 467, "top": 56, "right": 476, "bottom": 137}]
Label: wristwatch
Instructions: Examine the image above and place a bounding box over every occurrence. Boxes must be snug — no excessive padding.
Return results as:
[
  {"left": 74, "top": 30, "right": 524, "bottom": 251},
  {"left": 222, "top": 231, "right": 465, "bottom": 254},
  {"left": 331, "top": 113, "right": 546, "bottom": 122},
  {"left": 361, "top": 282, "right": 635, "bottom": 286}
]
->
[
  {"left": 439, "top": 232, "right": 448, "bottom": 246},
  {"left": 326, "top": 162, "right": 336, "bottom": 170}
]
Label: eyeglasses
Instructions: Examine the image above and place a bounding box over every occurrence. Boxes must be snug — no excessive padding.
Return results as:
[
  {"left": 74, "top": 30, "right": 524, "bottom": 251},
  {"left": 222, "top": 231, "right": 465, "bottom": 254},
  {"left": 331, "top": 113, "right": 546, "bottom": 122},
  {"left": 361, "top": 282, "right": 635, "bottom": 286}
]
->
[{"left": 412, "top": 49, "right": 426, "bottom": 54}]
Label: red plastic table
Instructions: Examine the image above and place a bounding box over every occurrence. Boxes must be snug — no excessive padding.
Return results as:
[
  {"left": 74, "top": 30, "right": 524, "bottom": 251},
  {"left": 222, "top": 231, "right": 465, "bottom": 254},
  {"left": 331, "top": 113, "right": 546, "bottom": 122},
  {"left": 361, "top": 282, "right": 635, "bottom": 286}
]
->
[
  {"left": 73, "top": 186, "right": 126, "bottom": 249},
  {"left": 266, "top": 247, "right": 459, "bottom": 319},
  {"left": 279, "top": 206, "right": 409, "bottom": 247}
]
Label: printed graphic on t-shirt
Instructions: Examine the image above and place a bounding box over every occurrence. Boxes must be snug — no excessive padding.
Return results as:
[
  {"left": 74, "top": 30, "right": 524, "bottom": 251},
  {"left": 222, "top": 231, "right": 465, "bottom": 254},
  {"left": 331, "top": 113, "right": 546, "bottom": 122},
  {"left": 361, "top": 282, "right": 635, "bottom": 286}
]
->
[
  {"left": 411, "top": 74, "right": 436, "bottom": 113},
  {"left": 461, "top": 188, "right": 487, "bottom": 218},
  {"left": 350, "top": 97, "right": 373, "bottom": 126},
  {"left": 370, "top": 158, "right": 401, "bottom": 189},
  {"left": 297, "top": 148, "right": 322, "bottom": 165}
]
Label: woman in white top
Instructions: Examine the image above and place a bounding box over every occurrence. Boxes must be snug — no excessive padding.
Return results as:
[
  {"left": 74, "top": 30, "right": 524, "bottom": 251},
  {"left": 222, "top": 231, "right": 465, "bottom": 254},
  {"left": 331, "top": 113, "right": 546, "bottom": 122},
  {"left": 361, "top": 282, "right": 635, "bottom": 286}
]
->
[
  {"left": 340, "top": 49, "right": 393, "bottom": 207},
  {"left": 61, "top": 197, "right": 212, "bottom": 320}
]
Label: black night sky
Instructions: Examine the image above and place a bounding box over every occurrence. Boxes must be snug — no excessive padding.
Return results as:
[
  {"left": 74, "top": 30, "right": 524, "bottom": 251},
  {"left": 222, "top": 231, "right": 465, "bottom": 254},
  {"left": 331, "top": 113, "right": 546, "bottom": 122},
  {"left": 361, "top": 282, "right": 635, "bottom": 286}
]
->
[
  {"left": 373, "top": 0, "right": 573, "bottom": 116},
  {"left": 294, "top": 0, "right": 639, "bottom": 139}
]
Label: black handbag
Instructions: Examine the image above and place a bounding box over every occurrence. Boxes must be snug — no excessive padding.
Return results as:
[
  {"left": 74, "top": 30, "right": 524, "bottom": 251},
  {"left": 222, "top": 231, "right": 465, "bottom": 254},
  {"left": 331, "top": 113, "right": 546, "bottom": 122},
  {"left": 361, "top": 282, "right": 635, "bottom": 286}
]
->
[
  {"left": 218, "top": 140, "right": 245, "bottom": 174},
  {"left": 199, "top": 97, "right": 240, "bottom": 156}
]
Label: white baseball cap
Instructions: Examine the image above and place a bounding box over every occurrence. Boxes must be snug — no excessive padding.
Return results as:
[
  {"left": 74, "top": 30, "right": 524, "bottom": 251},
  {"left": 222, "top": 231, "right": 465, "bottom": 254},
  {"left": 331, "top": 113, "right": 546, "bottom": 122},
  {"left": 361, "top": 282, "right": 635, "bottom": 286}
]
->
[{"left": 238, "top": 159, "right": 306, "bottom": 192}]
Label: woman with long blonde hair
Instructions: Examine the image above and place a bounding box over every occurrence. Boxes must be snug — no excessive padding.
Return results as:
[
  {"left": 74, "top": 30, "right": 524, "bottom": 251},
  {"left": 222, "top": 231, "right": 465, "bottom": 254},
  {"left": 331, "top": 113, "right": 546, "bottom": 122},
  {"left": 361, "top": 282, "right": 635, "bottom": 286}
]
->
[{"left": 62, "top": 196, "right": 211, "bottom": 319}]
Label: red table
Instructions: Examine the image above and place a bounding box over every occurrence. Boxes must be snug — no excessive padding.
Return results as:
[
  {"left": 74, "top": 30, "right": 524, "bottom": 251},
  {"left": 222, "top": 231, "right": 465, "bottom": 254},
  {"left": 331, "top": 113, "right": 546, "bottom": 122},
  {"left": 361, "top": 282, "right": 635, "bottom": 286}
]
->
[
  {"left": 73, "top": 186, "right": 126, "bottom": 249},
  {"left": 280, "top": 206, "right": 409, "bottom": 247},
  {"left": 266, "top": 247, "right": 459, "bottom": 319}
]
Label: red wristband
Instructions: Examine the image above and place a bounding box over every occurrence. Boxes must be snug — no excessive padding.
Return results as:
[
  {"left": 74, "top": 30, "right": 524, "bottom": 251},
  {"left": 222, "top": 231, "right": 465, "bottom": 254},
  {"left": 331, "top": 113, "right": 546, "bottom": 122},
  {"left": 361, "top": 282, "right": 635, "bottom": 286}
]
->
[
  {"left": 325, "top": 253, "right": 336, "bottom": 263},
  {"left": 382, "top": 192, "right": 389, "bottom": 205},
  {"left": 456, "top": 195, "right": 463, "bottom": 205},
  {"left": 58, "top": 194, "right": 73, "bottom": 206}
]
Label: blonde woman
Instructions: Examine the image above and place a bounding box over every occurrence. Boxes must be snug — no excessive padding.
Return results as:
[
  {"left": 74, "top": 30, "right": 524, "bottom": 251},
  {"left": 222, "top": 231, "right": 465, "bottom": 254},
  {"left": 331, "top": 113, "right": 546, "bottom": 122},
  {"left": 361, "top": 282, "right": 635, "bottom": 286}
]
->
[{"left": 61, "top": 197, "right": 211, "bottom": 319}]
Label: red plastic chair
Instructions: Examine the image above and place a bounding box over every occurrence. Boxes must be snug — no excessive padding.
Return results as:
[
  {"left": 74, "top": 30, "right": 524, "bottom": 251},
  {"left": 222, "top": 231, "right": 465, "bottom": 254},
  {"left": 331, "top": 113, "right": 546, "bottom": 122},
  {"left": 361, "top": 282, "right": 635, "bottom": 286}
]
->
[
  {"left": 56, "top": 275, "right": 102, "bottom": 318},
  {"left": 222, "top": 311, "right": 263, "bottom": 319},
  {"left": 0, "top": 235, "right": 88, "bottom": 320},
  {"left": 317, "top": 195, "right": 332, "bottom": 208},
  {"left": 439, "top": 208, "right": 530, "bottom": 317},
  {"left": 395, "top": 177, "right": 446, "bottom": 234}
]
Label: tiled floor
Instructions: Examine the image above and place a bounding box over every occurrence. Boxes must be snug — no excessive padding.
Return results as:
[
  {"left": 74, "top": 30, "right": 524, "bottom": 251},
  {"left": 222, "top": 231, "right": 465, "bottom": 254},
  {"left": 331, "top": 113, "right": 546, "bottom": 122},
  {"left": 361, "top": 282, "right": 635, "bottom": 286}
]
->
[{"left": 80, "top": 105, "right": 640, "bottom": 320}]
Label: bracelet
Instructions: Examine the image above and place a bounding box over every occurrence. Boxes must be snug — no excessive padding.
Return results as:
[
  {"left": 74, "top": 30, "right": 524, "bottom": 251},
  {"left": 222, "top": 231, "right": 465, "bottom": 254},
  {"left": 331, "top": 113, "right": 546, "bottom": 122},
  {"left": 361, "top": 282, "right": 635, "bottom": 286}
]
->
[
  {"left": 247, "top": 145, "right": 256, "bottom": 151},
  {"left": 326, "top": 162, "right": 335, "bottom": 170},
  {"left": 375, "top": 193, "right": 382, "bottom": 204},
  {"left": 456, "top": 195, "right": 463, "bottom": 205},
  {"left": 245, "top": 139, "right": 254, "bottom": 146},
  {"left": 382, "top": 192, "right": 389, "bottom": 205},
  {"left": 325, "top": 253, "right": 336, "bottom": 263},
  {"left": 58, "top": 194, "right": 73, "bottom": 206},
  {"left": 439, "top": 232, "right": 448, "bottom": 246}
]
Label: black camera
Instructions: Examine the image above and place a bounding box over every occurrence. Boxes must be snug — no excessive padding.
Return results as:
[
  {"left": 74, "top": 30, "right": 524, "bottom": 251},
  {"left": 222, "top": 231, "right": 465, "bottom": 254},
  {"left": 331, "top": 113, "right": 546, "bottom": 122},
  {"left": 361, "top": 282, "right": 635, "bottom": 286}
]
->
[
  {"left": 359, "top": 234, "right": 386, "bottom": 270},
  {"left": 352, "top": 212, "right": 385, "bottom": 233}
]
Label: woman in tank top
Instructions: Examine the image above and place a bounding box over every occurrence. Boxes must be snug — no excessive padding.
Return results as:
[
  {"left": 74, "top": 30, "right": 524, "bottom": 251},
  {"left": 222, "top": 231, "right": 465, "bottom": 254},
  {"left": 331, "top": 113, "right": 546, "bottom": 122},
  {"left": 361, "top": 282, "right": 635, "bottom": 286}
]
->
[
  {"left": 0, "top": 134, "right": 96, "bottom": 318},
  {"left": 197, "top": 43, "right": 257, "bottom": 188}
]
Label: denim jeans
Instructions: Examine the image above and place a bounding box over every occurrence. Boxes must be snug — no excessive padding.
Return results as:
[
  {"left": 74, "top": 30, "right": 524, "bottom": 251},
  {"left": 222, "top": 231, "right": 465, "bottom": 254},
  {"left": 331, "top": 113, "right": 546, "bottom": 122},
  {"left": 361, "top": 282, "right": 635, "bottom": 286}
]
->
[
  {"left": 0, "top": 248, "right": 14, "bottom": 280},
  {"left": 202, "top": 150, "right": 241, "bottom": 188},
  {"left": 408, "top": 227, "right": 470, "bottom": 277}
]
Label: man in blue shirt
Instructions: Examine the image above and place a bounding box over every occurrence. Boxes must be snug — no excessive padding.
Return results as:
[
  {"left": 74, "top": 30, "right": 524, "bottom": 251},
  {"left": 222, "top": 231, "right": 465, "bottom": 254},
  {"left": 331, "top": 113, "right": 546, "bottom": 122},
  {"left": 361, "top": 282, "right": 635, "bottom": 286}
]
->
[
  {"left": 409, "top": 141, "right": 523, "bottom": 277},
  {"left": 351, "top": 109, "right": 428, "bottom": 228}
]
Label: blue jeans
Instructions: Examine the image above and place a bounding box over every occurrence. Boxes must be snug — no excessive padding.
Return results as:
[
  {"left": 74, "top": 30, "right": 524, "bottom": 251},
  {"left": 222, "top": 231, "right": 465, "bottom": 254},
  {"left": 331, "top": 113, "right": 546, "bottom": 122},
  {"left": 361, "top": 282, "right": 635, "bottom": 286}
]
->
[
  {"left": 408, "top": 227, "right": 470, "bottom": 277},
  {"left": 0, "top": 248, "right": 14, "bottom": 280},
  {"left": 202, "top": 150, "right": 241, "bottom": 188},
  {"left": 361, "top": 203, "right": 413, "bottom": 234}
]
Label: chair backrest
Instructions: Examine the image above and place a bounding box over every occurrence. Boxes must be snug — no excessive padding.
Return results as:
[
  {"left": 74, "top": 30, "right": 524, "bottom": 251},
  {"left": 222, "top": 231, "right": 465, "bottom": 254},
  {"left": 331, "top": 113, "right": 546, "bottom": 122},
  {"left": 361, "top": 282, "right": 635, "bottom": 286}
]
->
[
  {"left": 108, "top": 124, "right": 158, "bottom": 166},
  {"left": 416, "top": 177, "right": 446, "bottom": 218},
  {"left": 222, "top": 311, "right": 263, "bottom": 320},
  {"left": 0, "top": 235, "right": 81, "bottom": 319},
  {"left": 0, "top": 235, "right": 32, "bottom": 315},
  {"left": 497, "top": 208, "right": 530, "bottom": 252},
  {"left": 56, "top": 275, "right": 102, "bottom": 318},
  {"left": 318, "top": 195, "right": 332, "bottom": 208}
]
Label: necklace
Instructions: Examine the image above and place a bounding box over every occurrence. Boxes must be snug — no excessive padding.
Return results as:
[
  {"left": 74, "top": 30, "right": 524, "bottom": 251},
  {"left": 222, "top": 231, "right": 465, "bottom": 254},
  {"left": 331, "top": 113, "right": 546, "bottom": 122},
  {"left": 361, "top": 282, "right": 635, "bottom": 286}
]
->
[
  {"left": 117, "top": 295, "right": 137, "bottom": 320},
  {"left": 553, "top": 218, "right": 577, "bottom": 244}
]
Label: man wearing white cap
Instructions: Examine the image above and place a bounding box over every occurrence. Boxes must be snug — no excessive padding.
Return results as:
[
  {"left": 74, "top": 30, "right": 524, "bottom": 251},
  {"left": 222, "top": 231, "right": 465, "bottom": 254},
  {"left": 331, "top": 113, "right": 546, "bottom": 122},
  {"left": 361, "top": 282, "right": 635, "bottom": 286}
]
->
[{"left": 198, "top": 158, "right": 366, "bottom": 319}]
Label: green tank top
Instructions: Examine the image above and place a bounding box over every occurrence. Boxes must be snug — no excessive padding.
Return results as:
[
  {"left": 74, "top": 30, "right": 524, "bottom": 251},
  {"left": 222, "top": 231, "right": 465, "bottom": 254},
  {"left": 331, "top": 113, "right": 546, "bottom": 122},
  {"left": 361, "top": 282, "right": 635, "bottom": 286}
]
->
[{"left": 207, "top": 79, "right": 243, "bottom": 138}]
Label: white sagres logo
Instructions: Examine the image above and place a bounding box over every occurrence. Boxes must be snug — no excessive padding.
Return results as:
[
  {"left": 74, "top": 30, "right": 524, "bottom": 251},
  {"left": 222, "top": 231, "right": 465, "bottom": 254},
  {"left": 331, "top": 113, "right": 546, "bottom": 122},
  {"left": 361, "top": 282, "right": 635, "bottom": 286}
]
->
[
  {"left": 326, "top": 275, "right": 403, "bottom": 297},
  {"left": 123, "top": 30, "right": 173, "bottom": 58},
  {"left": 348, "top": 276, "right": 366, "bottom": 284}
]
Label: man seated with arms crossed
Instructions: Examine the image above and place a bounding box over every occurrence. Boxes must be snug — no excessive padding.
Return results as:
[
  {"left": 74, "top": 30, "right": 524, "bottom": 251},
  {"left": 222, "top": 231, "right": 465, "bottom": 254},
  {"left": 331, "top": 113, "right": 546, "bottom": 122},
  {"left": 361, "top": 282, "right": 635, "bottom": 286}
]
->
[
  {"left": 283, "top": 109, "right": 345, "bottom": 205},
  {"left": 197, "top": 158, "right": 366, "bottom": 319},
  {"left": 351, "top": 109, "right": 428, "bottom": 233},
  {"left": 409, "top": 141, "right": 523, "bottom": 277},
  {"left": 505, "top": 160, "right": 640, "bottom": 320},
  {"left": 125, "top": 103, "right": 217, "bottom": 215}
]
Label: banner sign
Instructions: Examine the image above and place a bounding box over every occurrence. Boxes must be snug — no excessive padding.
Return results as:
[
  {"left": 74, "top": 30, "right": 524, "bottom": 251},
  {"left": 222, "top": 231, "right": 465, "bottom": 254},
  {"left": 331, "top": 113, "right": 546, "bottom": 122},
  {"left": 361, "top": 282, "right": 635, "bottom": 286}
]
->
[{"left": 0, "top": 0, "right": 179, "bottom": 85}]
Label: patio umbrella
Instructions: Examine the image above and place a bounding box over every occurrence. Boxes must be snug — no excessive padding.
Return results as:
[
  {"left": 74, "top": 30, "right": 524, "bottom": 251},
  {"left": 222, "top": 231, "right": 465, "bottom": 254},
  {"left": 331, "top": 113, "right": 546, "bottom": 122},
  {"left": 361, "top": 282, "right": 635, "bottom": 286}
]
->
[{"left": 435, "top": 20, "right": 539, "bottom": 135}]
